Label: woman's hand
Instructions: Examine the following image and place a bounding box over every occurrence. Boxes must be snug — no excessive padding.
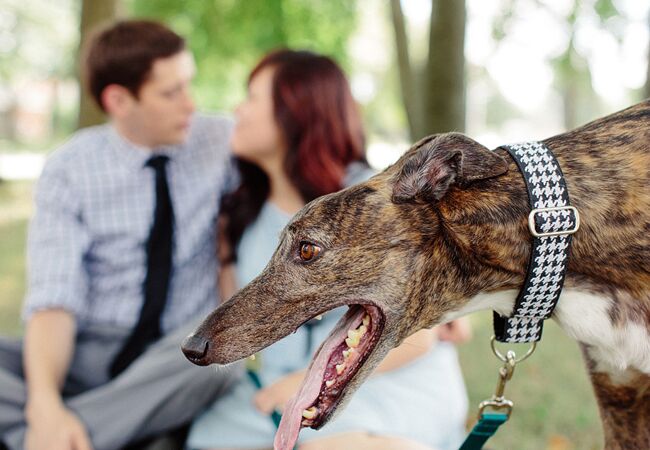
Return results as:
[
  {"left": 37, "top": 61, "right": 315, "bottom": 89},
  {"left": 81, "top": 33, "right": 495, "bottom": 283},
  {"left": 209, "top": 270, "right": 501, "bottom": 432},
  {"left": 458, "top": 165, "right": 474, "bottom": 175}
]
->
[
  {"left": 253, "top": 370, "right": 306, "bottom": 414},
  {"left": 436, "top": 317, "right": 472, "bottom": 344}
]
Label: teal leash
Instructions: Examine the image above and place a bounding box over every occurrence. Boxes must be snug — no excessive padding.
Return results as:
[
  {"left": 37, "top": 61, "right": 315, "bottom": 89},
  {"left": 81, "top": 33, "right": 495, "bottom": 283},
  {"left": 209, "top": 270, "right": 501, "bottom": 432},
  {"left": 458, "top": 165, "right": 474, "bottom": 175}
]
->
[
  {"left": 459, "top": 413, "right": 509, "bottom": 450},
  {"left": 458, "top": 337, "right": 536, "bottom": 450},
  {"left": 247, "top": 368, "right": 298, "bottom": 450},
  {"left": 246, "top": 369, "right": 283, "bottom": 427}
]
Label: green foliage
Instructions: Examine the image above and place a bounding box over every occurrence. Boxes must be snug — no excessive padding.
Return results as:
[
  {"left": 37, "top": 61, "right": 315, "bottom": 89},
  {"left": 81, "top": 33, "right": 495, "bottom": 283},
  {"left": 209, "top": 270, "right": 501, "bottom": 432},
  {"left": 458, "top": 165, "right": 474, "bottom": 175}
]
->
[
  {"left": 594, "top": 0, "right": 619, "bottom": 22},
  {"left": 0, "top": 0, "right": 78, "bottom": 84},
  {"left": 128, "top": 0, "right": 358, "bottom": 112}
]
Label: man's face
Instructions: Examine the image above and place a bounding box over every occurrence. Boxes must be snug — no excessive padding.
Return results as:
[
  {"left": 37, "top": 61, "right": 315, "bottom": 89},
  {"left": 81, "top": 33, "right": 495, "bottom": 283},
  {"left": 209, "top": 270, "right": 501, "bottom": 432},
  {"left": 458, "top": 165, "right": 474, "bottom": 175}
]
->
[{"left": 118, "top": 50, "right": 196, "bottom": 148}]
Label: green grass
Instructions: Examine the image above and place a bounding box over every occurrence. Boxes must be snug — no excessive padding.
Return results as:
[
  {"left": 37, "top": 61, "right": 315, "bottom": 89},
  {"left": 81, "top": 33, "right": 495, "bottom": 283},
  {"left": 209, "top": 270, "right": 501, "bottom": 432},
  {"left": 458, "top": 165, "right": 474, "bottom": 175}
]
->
[
  {"left": 0, "top": 181, "right": 604, "bottom": 448},
  {"left": 0, "top": 181, "right": 32, "bottom": 336}
]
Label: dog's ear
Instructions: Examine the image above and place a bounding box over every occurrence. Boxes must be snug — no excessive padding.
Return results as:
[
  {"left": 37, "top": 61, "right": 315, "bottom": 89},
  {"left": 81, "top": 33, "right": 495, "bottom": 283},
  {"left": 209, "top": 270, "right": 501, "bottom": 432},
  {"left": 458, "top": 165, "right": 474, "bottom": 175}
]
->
[{"left": 391, "top": 132, "right": 508, "bottom": 204}]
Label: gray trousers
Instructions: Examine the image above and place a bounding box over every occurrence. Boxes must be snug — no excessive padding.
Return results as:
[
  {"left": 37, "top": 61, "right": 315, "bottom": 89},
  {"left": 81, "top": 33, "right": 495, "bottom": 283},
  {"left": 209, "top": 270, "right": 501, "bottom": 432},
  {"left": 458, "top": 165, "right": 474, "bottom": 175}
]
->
[{"left": 0, "top": 318, "right": 243, "bottom": 450}]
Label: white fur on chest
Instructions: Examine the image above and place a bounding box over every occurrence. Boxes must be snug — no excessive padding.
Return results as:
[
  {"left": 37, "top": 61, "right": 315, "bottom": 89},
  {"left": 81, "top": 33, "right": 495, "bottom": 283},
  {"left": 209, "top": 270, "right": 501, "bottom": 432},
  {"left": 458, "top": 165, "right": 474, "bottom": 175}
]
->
[
  {"left": 553, "top": 289, "right": 650, "bottom": 376},
  {"left": 444, "top": 289, "right": 650, "bottom": 377}
]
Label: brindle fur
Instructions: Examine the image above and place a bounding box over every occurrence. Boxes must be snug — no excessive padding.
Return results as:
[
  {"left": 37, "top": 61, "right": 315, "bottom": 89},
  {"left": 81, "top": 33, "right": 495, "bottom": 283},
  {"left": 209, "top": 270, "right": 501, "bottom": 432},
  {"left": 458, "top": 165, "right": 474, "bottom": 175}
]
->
[{"left": 184, "top": 101, "right": 650, "bottom": 449}]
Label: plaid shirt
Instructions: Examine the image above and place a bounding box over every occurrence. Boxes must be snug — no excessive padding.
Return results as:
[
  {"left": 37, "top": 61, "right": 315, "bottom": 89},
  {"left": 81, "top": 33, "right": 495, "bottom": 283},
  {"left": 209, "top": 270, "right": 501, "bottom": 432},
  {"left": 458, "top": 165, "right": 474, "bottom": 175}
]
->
[{"left": 23, "top": 114, "right": 236, "bottom": 333}]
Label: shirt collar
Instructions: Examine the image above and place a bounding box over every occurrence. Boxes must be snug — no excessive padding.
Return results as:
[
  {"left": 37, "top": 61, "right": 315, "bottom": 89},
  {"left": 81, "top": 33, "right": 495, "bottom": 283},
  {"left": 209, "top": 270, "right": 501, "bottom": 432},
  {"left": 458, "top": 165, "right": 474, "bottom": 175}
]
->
[{"left": 107, "top": 124, "right": 178, "bottom": 170}]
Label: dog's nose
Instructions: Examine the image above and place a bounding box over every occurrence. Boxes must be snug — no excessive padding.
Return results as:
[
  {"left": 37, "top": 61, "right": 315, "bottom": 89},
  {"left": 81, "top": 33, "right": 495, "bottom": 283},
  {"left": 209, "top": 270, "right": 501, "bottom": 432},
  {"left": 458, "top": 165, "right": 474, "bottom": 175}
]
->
[{"left": 181, "top": 334, "right": 210, "bottom": 365}]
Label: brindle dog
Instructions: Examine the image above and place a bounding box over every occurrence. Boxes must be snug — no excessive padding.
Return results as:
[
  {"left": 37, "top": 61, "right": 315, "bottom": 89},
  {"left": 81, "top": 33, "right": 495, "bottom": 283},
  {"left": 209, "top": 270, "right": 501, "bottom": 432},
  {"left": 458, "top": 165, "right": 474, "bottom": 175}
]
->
[{"left": 183, "top": 101, "right": 650, "bottom": 450}]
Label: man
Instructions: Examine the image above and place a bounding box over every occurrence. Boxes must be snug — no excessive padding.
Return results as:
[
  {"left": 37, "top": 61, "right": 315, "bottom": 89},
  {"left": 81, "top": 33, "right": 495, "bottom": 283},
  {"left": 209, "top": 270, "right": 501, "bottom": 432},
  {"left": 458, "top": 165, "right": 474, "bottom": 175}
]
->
[{"left": 0, "top": 20, "right": 241, "bottom": 450}]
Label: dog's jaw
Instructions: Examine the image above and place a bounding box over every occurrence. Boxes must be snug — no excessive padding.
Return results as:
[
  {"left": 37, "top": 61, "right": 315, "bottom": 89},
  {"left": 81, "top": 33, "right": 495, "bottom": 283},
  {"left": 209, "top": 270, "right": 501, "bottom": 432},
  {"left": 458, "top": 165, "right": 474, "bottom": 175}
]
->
[{"left": 274, "top": 304, "right": 388, "bottom": 450}]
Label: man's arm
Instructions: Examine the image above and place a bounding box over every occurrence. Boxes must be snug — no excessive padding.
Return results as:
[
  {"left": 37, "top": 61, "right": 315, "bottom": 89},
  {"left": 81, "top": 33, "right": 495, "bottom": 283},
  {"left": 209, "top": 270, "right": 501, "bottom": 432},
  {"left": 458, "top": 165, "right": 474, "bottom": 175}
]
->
[
  {"left": 23, "top": 309, "right": 92, "bottom": 450},
  {"left": 24, "top": 309, "right": 76, "bottom": 412},
  {"left": 21, "top": 153, "right": 93, "bottom": 450}
]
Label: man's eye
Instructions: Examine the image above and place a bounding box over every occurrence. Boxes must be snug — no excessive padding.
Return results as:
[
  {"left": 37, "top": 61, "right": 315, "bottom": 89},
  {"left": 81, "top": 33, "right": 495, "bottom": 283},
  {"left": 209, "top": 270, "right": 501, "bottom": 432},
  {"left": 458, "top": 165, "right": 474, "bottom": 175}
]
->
[{"left": 299, "top": 242, "right": 321, "bottom": 261}]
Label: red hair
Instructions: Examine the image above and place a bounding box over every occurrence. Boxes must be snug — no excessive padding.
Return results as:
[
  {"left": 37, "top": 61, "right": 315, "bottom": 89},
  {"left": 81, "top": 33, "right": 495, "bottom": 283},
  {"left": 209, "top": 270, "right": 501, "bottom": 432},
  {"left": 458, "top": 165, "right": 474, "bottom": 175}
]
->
[
  {"left": 220, "top": 50, "right": 366, "bottom": 263},
  {"left": 250, "top": 49, "right": 365, "bottom": 199}
]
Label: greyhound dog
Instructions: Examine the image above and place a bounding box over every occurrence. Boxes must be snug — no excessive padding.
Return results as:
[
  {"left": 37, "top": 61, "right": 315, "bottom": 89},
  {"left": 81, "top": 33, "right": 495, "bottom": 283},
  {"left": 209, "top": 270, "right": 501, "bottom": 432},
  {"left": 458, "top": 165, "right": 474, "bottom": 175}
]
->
[{"left": 183, "top": 100, "right": 650, "bottom": 450}]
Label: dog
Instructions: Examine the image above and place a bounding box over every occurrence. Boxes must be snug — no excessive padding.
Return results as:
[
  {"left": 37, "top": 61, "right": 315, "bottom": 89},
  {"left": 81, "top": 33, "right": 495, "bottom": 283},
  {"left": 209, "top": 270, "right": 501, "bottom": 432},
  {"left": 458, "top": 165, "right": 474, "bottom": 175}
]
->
[{"left": 183, "top": 100, "right": 650, "bottom": 450}]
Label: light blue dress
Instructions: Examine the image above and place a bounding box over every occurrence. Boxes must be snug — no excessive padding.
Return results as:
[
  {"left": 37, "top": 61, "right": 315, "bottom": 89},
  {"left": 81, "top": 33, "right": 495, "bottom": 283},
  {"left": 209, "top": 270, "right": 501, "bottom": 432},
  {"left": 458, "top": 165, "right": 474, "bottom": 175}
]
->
[{"left": 187, "top": 166, "right": 468, "bottom": 450}]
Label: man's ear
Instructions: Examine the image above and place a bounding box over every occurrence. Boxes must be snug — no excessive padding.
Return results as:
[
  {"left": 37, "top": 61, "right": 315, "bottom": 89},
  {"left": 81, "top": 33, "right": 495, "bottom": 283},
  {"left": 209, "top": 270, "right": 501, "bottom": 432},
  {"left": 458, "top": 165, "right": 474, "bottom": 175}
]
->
[
  {"left": 101, "top": 84, "right": 135, "bottom": 118},
  {"left": 391, "top": 132, "right": 509, "bottom": 204}
]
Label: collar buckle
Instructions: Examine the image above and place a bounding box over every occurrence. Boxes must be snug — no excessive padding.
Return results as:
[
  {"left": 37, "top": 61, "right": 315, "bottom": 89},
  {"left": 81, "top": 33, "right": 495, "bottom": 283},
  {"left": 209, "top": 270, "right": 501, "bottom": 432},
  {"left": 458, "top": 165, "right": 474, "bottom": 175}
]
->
[{"left": 528, "top": 206, "right": 580, "bottom": 238}]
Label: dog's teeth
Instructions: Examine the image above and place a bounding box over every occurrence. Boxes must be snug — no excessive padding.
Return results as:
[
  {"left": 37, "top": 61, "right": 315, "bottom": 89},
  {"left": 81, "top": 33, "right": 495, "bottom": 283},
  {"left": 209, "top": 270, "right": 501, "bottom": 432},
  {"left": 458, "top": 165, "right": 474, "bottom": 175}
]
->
[
  {"left": 336, "top": 363, "right": 346, "bottom": 374},
  {"left": 342, "top": 349, "right": 353, "bottom": 359},
  {"left": 358, "top": 325, "right": 367, "bottom": 336},
  {"left": 362, "top": 315, "right": 370, "bottom": 327},
  {"left": 346, "top": 329, "right": 361, "bottom": 348},
  {"left": 302, "top": 406, "right": 318, "bottom": 419},
  {"left": 345, "top": 337, "right": 359, "bottom": 348},
  {"left": 315, "top": 314, "right": 323, "bottom": 321},
  {"left": 249, "top": 354, "right": 256, "bottom": 361},
  {"left": 325, "top": 380, "right": 335, "bottom": 387}
]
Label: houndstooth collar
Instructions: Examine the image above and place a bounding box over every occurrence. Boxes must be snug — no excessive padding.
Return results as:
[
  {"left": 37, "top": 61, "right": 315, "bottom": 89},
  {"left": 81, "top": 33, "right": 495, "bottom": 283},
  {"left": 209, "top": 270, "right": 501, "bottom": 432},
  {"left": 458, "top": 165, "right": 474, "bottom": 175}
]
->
[{"left": 493, "top": 141, "right": 580, "bottom": 344}]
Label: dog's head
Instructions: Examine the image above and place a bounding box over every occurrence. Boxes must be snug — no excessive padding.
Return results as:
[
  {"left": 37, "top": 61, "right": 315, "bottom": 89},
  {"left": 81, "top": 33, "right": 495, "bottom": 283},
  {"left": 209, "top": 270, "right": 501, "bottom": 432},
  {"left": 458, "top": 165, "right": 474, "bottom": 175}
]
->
[{"left": 183, "top": 132, "right": 518, "bottom": 449}]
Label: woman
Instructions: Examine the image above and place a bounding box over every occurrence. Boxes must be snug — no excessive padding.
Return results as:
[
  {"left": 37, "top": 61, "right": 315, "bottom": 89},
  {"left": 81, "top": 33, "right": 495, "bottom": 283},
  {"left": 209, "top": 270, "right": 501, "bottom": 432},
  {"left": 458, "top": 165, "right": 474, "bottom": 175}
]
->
[{"left": 186, "top": 50, "right": 469, "bottom": 450}]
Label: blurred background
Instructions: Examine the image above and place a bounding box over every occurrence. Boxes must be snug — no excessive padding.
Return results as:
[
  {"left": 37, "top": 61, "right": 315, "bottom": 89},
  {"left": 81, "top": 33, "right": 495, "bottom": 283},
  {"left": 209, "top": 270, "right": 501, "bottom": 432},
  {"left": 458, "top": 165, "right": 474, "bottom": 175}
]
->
[{"left": 1, "top": 0, "right": 649, "bottom": 448}]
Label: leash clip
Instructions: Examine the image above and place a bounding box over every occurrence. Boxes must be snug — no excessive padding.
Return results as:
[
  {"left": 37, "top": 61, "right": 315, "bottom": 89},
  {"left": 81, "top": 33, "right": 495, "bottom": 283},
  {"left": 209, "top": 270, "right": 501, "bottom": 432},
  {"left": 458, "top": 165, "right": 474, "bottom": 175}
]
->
[
  {"left": 478, "top": 348, "right": 517, "bottom": 419},
  {"left": 460, "top": 336, "right": 537, "bottom": 450},
  {"left": 477, "top": 336, "right": 536, "bottom": 419}
]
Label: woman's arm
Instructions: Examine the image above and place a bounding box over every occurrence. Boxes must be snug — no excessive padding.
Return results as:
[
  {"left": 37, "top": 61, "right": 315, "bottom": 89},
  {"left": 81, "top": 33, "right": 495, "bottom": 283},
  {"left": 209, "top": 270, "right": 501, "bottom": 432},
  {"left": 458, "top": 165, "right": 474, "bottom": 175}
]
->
[
  {"left": 217, "top": 215, "right": 238, "bottom": 303},
  {"left": 373, "top": 328, "right": 438, "bottom": 373},
  {"left": 218, "top": 263, "right": 238, "bottom": 303},
  {"left": 375, "top": 317, "right": 472, "bottom": 373}
]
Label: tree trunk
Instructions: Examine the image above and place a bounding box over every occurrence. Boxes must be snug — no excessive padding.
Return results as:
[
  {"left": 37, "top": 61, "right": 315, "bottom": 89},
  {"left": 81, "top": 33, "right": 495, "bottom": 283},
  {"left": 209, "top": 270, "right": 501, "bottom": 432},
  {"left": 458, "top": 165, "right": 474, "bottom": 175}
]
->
[
  {"left": 77, "top": 0, "right": 122, "bottom": 129},
  {"left": 389, "top": 0, "right": 418, "bottom": 141},
  {"left": 423, "top": 0, "right": 466, "bottom": 137},
  {"left": 645, "top": 13, "right": 650, "bottom": 99}
]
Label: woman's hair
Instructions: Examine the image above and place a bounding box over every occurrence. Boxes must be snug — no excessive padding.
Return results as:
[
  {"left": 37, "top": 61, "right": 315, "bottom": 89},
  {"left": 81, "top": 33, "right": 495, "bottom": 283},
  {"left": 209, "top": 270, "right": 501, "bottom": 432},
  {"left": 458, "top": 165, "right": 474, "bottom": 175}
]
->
[{"left": 220, "top": 49, "right": 366, "bottom": 263}]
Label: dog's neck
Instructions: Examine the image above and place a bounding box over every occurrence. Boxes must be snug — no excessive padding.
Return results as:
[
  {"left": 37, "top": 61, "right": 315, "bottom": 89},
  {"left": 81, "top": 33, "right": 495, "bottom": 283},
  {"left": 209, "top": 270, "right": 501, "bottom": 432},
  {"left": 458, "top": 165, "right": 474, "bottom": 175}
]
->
[
  {"left": 434, "top": 132, "right": 650, "bottom": 447},
  {"left": 445, "top": 288, "right": 650, "bottom": 378},
  {"left": 434, "top": 138, "right": 650, "bottom": 370}
]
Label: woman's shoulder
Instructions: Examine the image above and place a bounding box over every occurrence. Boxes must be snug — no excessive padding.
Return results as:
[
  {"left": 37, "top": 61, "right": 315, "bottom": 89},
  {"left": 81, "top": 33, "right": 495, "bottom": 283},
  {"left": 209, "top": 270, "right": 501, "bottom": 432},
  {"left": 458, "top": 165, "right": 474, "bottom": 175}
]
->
[{"left": 344, "top": 161, "right": 377, "bottom": 187}]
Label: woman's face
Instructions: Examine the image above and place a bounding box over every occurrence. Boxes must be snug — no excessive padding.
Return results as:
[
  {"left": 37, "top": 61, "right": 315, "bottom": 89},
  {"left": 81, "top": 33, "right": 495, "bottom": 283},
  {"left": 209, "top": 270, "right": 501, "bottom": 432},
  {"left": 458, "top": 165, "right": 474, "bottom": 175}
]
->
[{"left": 230, "top": 66, "right": 285, "bottom": 166}]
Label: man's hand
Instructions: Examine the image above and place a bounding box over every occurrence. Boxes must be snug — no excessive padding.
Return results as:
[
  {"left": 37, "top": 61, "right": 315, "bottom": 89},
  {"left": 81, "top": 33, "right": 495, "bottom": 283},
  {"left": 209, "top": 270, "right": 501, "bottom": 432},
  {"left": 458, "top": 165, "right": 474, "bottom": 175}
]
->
[
  {"left": 253, "top": 370, "right": 305, "bottom": 414},
  {"left": 25, "top": 398, "right": 92, "bottom": 450}
]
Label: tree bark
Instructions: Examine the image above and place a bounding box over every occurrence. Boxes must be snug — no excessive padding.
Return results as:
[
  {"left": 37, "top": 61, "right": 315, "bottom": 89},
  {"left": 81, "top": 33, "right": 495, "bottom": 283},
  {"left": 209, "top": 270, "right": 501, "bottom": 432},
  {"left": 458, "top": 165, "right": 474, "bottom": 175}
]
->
[
  {"left": 423, "top": 0, "right": 466, "bottom": 136},
  {"left": 645, "top": 13, "right": 650, "bottom": 99},
  {"left": 77, "top": 0, "right": 122, "bottom": 129},
  {"left": 389, "top": 0, "right": 418, "bottom": 140}
]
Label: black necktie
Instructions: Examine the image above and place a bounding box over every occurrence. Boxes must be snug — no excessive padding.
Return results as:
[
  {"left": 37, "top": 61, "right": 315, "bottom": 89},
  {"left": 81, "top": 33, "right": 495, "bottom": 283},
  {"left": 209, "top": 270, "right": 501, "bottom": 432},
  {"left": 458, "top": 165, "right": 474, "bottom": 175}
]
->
[{"left": 110, "top": 155, "right": 174, "bottom": 378}]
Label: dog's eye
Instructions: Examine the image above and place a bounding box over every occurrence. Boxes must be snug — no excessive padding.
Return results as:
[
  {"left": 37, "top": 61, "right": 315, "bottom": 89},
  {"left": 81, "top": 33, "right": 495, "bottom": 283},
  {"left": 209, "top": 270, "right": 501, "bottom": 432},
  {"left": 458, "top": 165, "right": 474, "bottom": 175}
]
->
[{"left": 299, "top": 242, "right": 321, "bottom": 261}]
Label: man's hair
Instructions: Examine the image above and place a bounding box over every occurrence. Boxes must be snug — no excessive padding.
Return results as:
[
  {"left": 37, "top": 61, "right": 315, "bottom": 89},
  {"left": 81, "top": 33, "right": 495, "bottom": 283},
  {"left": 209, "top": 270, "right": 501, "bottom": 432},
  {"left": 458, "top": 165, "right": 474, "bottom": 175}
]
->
[{"left": 83, "top": 20, "right": 186, "bottom": 111}]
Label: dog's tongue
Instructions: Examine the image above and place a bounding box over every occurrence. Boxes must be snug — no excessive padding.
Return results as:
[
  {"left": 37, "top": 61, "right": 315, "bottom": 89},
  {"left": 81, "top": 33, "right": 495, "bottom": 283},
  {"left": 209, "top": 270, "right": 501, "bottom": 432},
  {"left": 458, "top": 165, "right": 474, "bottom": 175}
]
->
[
  {"left": 273, "top": 352, "right": 327, "bottom": 450},
  {"left": 273, "top": 308, "right": 364, "bottom": 450}
]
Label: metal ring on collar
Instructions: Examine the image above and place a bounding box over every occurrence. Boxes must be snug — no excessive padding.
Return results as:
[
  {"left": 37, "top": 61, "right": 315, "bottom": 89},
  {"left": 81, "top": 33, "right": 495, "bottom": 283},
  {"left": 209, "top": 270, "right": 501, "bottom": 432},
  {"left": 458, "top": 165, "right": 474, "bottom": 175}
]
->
[{"left": 490, "top": 335, "right": 537, "bottom": 363}]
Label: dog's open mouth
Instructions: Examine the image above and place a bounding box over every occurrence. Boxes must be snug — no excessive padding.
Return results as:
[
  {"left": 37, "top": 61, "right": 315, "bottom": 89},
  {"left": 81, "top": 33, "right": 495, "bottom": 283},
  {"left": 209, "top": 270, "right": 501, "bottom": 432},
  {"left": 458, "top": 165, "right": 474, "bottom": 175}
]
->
[{"left": 275, "top": 303, "right": 384, "bottom": 449}]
